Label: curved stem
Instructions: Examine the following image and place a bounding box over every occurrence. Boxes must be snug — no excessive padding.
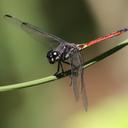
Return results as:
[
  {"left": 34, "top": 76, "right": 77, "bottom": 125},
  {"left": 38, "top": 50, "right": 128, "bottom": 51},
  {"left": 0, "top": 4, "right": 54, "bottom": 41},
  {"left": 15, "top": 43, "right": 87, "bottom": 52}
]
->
[{"left": 0, "top": 39, "right": 128, "bottom": 92}]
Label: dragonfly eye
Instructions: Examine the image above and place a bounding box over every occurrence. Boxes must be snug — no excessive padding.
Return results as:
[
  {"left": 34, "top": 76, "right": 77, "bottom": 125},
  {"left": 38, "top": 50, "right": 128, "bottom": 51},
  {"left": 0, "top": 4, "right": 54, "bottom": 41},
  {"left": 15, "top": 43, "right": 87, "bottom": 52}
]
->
[
  {"left": 47, "top": 50, "right": 59, "bottom": 64},
  {"left": 46, "top": 50, "right": 54, "bottom": 64},
  {"left": 52, "top": 51, "right": 60, "bottom": 61},
  {"left": 53, "top": 51, "right": 57, "bottom": 56},
  {"left": 52, "top": 51, "right": 58, "bottom": 57}
]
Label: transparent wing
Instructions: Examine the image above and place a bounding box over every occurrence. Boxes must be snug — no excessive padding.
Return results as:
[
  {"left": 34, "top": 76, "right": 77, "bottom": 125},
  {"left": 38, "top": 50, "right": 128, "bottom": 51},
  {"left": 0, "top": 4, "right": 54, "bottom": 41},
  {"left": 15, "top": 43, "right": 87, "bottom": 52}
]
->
[
  {"left": 69, "top": 52, "right": 80, "bottom": 101},
  {"left": 70, "top": 48, "right": 88, "bottom": 110},
  {"left": 78, "top": 52, "right": 88, "bottom": 111},
  {"left": 4, "top": 14, "right": 66, "bottom": 45}
]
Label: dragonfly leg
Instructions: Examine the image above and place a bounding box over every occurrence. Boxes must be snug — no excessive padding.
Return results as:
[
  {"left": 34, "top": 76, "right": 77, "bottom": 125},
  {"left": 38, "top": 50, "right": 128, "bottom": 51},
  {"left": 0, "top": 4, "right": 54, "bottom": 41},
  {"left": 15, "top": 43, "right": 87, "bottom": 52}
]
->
[
  {"left": 54, "top": 62, "right": 60, "bottom": 75},
  {"left": 60, "top": 61, "right": 64, "bottom": 74},
  {"left": 62, "top": 61, "right": 76, "bottom": 68},
  {"left": 54, "top": 61, "right": 65, "bottom": 75},
  {"left": 63, "top": 61, "right": 70, "bottom": 65}
]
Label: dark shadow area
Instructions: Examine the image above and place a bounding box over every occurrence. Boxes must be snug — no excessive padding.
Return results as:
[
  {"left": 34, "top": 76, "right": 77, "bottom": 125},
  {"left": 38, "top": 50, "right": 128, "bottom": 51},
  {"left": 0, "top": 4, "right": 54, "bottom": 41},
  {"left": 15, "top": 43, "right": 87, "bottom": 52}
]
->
[{"left": 39, "top": 0, "right": 99, "bottom": 43}]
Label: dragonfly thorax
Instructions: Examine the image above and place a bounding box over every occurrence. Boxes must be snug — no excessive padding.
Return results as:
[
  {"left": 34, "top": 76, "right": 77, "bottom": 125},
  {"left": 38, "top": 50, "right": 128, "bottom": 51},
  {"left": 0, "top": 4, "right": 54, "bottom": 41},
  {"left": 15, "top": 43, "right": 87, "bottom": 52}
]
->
[{"left": 47, "top": 50, "right": 61, "bottom": 64}]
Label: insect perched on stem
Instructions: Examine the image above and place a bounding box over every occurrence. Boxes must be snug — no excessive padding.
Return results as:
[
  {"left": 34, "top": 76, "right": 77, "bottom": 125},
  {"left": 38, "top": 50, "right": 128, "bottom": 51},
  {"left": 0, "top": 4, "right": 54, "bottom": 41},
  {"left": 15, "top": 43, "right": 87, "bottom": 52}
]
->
[{"left": 4, "top": 14, "right": 128, "bottom": 110}]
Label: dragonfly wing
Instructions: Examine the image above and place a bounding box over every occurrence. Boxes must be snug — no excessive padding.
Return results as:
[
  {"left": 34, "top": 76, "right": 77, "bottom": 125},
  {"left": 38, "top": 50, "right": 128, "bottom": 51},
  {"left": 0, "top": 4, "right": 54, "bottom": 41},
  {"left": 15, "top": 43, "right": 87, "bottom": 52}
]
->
[
  {"left": 78, "top": 51, "right": 88, "bottom": 111},
  {"left": 69, "top": 51, "right": 80, "bottom": 101},
  {"left": 70, "top": 48, "right": 88, "bottom": 110},
  {"left": 4, "top": 14, "right": 66, "bottom": 45}
]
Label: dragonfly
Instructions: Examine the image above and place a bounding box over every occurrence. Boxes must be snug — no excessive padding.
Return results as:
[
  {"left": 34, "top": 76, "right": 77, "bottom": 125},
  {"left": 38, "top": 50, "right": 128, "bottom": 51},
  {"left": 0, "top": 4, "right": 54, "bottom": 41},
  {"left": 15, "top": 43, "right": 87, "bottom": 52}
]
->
[{"left": 4, "top": 14, "right": 128, "bottom": 110}]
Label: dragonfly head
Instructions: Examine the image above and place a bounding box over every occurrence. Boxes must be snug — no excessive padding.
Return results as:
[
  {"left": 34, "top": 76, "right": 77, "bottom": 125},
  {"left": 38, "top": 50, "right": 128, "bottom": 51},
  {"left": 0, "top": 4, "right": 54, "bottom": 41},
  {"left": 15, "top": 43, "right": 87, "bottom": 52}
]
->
[{"left": 47, "top": 50, "right": 60, "bottom": 64}]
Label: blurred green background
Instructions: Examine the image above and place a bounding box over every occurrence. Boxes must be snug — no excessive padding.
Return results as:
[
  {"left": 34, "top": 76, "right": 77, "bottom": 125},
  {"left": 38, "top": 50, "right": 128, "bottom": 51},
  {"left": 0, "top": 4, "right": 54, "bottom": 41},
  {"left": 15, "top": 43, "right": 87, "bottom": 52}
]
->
[{"left": 0, "top": 0, "right": 128, "bottom": 128}]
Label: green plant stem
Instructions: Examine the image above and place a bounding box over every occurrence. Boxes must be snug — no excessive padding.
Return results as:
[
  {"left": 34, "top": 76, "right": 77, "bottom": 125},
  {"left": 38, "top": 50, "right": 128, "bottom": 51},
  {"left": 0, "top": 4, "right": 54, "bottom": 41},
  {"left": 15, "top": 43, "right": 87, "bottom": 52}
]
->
[
  {"left": 0, "top": 39, "right": 128, "bottom": 92},
  {"left": 0, "top": 76, "right": 57, "bottom": 92}
]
